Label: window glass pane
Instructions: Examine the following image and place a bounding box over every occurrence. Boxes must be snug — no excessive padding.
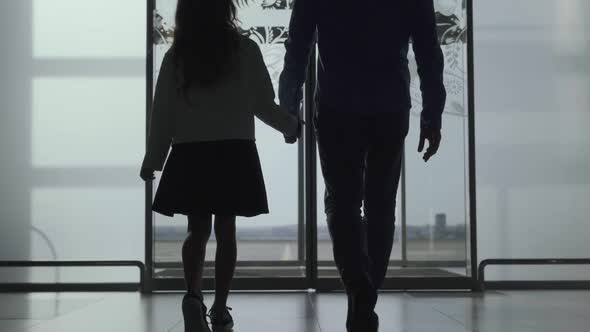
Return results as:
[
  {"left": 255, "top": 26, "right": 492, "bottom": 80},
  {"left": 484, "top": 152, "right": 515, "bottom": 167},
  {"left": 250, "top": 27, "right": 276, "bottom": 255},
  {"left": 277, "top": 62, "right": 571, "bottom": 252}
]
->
[
  {"left": 33, "top": 0, "right": 145, "bottom": 58},
  {"left": 28, "top": 188, "right": 144, "bottom": 282},
  {"left": 404, "top": 113, "right": 468, "bottom": 265},
  {"left": 32, "top": 78, "right": 145, "bottom": 167},
  {"left": 0, "top": 1, "right": 146, "bottom": 284},
  {"left": 474, "top": 0, "right": 590, "bottom": 280},
  {"left": 403, "top": 1, "right": 469, "bottom": 275}
]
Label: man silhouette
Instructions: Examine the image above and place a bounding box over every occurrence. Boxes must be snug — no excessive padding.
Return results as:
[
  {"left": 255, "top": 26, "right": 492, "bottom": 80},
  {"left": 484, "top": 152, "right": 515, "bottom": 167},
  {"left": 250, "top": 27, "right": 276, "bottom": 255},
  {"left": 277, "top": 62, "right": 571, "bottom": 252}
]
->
[{"left": 279, "top": 0, "right": 446, "bottom": 331}]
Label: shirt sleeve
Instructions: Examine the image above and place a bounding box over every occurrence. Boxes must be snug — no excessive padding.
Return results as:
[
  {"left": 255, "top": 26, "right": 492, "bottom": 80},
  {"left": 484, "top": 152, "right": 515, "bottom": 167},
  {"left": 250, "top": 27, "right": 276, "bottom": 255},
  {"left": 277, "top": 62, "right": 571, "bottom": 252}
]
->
[
  {"left": 251, "top": 42, "right": 299, "bottom": 137},
  {"left": 141, "top": 51, "right": 176, "bottom": 171},
  {"left": 278, "top": 0, "right": 317, "bottom": 115},
  {"left": 411, "top": 0, "right": 447, "bottom": 130}
]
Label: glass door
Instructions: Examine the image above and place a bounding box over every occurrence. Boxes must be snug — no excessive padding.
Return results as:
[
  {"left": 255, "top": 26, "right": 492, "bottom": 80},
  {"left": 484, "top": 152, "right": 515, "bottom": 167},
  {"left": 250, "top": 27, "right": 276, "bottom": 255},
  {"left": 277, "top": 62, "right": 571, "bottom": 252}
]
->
[
  {"left": 402, "top": 0, "right": 471, "bottom": 277},
  {"left": 147, "top": 0, "right": 477, "bottom": 291},
  {"left": 149, "top": 0, "right": 307, "bottom": 290},
  {"left": 315, "top": 0, "right": 477, "bottom": 289}
]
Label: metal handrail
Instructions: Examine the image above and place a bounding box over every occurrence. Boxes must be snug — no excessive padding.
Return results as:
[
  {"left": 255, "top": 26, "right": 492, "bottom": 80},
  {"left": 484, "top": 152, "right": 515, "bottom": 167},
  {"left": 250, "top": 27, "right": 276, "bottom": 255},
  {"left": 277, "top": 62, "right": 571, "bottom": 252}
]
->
[
  {"left": 0, "top": 260, "right": 147, "bottom": 293},
  {"left": 478, "top": 258, "right": 590, "bottom": 291}
]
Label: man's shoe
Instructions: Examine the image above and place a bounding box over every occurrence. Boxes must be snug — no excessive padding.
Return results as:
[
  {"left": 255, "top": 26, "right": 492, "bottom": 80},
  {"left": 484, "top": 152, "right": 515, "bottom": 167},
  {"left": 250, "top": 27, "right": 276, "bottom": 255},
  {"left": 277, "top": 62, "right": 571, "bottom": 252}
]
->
[
  {"left": 182, "top": 293, "right": 211, "bottom": 332},
  {"left": 347, "top": 286, "right": 378, "bottom": 332},
  {"left": 349, "top": 311, "right": 379, "bottom": 332}
]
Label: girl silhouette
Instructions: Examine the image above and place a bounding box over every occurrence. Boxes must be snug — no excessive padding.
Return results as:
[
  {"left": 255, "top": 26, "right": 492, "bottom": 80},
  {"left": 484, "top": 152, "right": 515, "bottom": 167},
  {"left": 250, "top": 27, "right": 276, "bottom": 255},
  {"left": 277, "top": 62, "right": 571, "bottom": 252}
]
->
[{"left": 140, "top": 0, "right": 300, "bottom": 331}]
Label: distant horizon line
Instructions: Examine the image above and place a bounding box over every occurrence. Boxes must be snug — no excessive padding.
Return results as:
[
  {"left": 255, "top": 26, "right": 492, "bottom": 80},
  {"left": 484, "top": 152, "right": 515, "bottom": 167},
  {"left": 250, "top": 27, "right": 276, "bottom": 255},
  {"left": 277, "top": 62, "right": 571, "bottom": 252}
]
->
[{"left": 154, "top": 223, "right": 468, "bottom": 241}]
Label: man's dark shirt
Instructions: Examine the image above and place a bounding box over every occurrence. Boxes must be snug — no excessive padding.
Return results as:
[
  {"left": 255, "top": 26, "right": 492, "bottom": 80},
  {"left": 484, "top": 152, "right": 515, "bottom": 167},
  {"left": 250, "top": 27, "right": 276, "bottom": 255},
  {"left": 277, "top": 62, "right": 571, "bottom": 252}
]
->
[{"left": 279, "top": 0, "right": 447, "bottom": 130}]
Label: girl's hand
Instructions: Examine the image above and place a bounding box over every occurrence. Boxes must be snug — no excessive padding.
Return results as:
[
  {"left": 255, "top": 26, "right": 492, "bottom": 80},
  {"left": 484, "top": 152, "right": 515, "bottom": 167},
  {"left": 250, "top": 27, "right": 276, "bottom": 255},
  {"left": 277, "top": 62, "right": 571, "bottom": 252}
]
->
[
  {"left": 284, "top": 118, "right": 305, "bottom": 144},
  {"left": 140, "top": 168, "right": 156, "bottom": 181}
]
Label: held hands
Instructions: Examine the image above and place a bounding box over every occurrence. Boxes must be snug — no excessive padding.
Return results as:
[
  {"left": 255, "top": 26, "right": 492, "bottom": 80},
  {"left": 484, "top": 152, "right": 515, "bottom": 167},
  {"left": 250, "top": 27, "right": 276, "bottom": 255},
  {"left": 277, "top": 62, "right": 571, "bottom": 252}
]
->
[
  {"left": 284, "top": 118, "right": 305, "bottom": 144},
  {"left": 284, "top": 135, "right": 297, "bottom": 144},
  {"left": 418, "top": 127, "right": 442, "bottom": 162},
  {"left": 283, "top": 103, "right": 304, "bottom": 144},
  {"left": 140, "top": 167, "right": 155, "bottom": 181}
]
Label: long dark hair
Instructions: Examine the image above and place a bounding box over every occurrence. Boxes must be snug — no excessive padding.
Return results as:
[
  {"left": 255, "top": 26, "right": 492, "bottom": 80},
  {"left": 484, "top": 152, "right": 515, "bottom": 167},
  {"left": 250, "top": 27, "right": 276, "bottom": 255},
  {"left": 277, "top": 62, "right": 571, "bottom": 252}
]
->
[{"left": 171, "top": 0, "right": 242, "bottom": 90}]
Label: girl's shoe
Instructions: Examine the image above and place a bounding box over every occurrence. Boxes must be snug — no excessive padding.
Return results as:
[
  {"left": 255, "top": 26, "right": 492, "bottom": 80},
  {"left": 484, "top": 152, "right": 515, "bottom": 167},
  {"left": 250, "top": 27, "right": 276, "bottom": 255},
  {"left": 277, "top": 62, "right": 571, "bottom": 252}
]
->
[
  {"left": 182, "top": 293, "right": 211, "bottom": 332},
  {"left": 208, "top": 306, "right": 234, "bottom": 332}
]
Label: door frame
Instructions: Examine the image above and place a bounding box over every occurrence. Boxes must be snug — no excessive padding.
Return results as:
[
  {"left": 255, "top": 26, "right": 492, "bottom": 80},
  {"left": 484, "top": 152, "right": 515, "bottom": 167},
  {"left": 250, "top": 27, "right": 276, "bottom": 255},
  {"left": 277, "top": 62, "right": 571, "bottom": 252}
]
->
[{"left": 144, "top": 0, "right": 478, "bottom": 292}]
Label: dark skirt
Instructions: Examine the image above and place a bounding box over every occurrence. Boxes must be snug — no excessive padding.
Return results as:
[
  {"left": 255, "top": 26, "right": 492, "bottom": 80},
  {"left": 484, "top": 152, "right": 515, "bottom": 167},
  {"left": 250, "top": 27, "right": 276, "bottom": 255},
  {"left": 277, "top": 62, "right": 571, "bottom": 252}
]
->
[{"left": 152, "top": 140, "right": 269, "bottom": 218}]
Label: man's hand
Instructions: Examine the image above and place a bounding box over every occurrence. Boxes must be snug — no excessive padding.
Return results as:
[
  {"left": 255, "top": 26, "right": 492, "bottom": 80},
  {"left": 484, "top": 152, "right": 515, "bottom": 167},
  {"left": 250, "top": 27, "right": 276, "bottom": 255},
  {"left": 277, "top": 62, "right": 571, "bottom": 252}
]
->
[
  {"left": 140, "top": 167, "right": 155, "bottom": 181},
  {"left": 418, "top": 127, "right": 442, "bottom": 162}
]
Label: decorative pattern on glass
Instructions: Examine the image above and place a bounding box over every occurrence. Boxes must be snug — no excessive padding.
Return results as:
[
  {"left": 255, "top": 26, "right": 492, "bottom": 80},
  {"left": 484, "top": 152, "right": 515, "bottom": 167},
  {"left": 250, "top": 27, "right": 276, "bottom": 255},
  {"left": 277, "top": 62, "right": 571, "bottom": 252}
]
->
[{"left": 153, "top": 0, "right": 467, "bottom": 115}]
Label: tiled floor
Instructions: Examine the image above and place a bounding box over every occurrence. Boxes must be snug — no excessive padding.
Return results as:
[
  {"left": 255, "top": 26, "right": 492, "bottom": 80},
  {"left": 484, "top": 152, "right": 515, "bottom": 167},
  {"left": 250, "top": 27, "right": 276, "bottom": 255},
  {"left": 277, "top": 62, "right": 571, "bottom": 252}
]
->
[{"left": 1, "top": 291, "right": 590, "bottom": 332}]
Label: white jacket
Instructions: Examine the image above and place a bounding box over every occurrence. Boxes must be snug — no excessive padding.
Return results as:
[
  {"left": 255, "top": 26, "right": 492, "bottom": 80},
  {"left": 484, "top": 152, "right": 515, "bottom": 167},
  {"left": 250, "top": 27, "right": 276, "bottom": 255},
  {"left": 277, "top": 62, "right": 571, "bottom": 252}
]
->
[{"left": 142, "top": 36, "right": 298, "bottom": 170}]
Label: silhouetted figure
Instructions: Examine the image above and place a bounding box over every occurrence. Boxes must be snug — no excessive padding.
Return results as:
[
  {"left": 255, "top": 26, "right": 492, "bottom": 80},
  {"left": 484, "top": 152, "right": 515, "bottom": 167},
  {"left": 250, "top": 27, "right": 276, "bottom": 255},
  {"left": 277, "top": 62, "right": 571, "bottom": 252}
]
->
[
  {"left": 280, "top": 0, "right": 446, "bottom": 331},
  {"left": 140, "top": 0, "right": 300, "bottom": 331}
]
